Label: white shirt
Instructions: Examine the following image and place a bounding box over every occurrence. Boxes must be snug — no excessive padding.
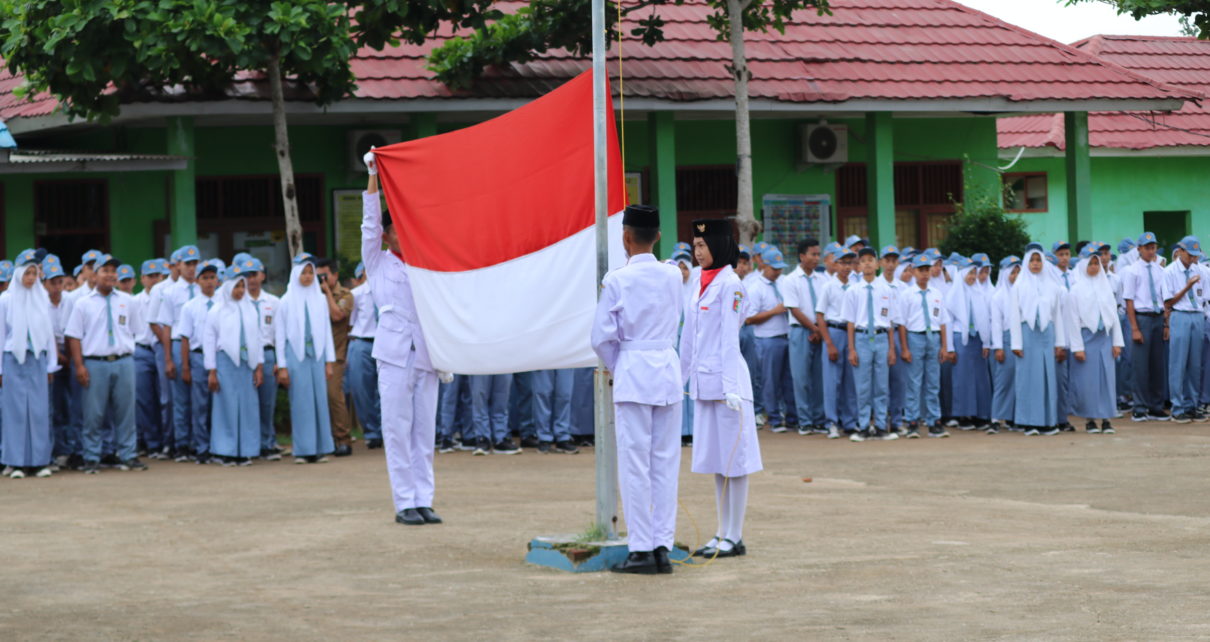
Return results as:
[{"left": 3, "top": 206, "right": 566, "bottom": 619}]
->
[
  {"left": 1122, "top": 258, "right": 1165, "bottom": 313},
  {"left": 48, "top": 296, "right": 72, "bottom": 351},
  {"left": 148, "top": 275, "right": 176, "bottom": 329},
  {"left": 247, "top": 291, "right": 280, "bottom": 348},
  {"left": 896, "top": 285, "right": 948, "bottom": 333},
  {"left": 65, "top": 289, "right": 142, "bottom": 357},
  {"left": 782, "top": 265, "right": 825, "bottom": 328},
  {"left": 158, "top": 278, "right": 201, "bottom": 336},
  {"left": 591, "top": 253, "right": 683, "bottom": 406},
  {"left": 679, "top": 265, "right": 752, "bottom": 401},
  {"left": 362, "top": 191, "right": 432, "bottom": 371},
  {"left": 881, "top": 273, "right": 906, "bottom": 324},
  {"left": 989, "top": 287, "right": 1014, "bottom": 350},
  {"left": 176, "top": 294, "right": 216, "bottom": 347},
  {"left": 842, "top": 277, "right": 896, "bottom": 331},
  {"left": 133, "top": 291, "right": 156, "bottom": 347},
  {"left": 814, "top": 275, "right": 852, "bottom": 325},
  {"left": 349, "top": 283, "right": 378, "bottom": 339},
  {"left": 1161, "top": 260, "right": 1204, "bottom": 313},
  {"left": 0, "top": 296, "right": 58, "bottom": 370},
  {"left": 745, "top": 273, "right": 789, "bottom": 338}
]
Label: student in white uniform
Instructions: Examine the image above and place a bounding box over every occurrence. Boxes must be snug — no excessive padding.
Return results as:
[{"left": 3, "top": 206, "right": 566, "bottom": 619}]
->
[
  {"left": 843, "top": 247, "right": 898, "bottom": 441},
  {"left": 1123, "top": 232, "right": 1167, "bottom": 421},
  {"left": 897, "top": 254, "right": 952, "bottom": 438},
  {"left": 275, "top": 254, "right": 336, "bottom": 464},
  {"left": 42, "top": 255, "right": 78, "bottom": 467},
  {"left": 744, "top": 247, "right": 796, "bottom": 431},
  {"left": 591, "top": 204, "right": 684, "bottom": 575},
  {"left": 204, "top": 265, "right": 264, "bottom": 465},
  {"left": 815, "top": 246, "right": 858, "bottom": 438},
  {"left": 347, "top": 262, "right": 383, "bottom": 449},
  {"left": 680, "top": 218, "right": 762, "bottom": 559},
  {"left": 177, "top": 260, "right": 221, "bottom": 464},
  {"left": 65, "top": 254, "right": 148, "bottom": 474},
  {"left": 988, "top": 256, "right": 1022, "bottom": 433},
  {"left": 1161, "top": 236, "right": 1205, "bottom": 423},
  {"left": 362, "top": 149, "right": 446, "bottom": 526},
  {"left": 238, "top": 255, "right": 283, "bottom": 459},
  {"left": 781, "top": 238, "right": 826, "bottom": 435},
  {"left": 133, "top": 259, "right": 167, "bottom": 458},
  {"left": 156, "top": 245, "right": 202, "bottom": 459},
  {"left": 1066, "top": 243, "right": 1124, "bottom": 434},
  {"left": 148, "top": 252, "right": 178, "bottom": 457}
]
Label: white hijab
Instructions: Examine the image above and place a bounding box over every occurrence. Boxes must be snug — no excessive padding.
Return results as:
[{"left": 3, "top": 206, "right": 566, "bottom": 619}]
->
[
  {"left": 5, "top": 263, "right": 53, "bottom": 363},
  {"left": 280, "top": 262, "right": 330, "bottom": 362},
  {"left": 1013, "top": 249, "right": 1060, "bottom": 330},
  {"left": 1069, "top": 257, "right": 1117, "bottom": 334},
  {"left": 207, "top": 275, "right": 262, "bottom": 367},
  {"left": 944, "top": 267, "right": 990, "bottom": 344}
]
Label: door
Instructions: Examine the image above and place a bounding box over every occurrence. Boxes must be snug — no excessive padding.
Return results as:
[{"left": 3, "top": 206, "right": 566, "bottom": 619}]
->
[
  {"left": 1143, "top": 211, "right": 1190, "bottom": 254},
  {"left": 35, "top": 179, "right": 109, "bottom": 263},
  {"left": 675, "top": 166, "right": 736, "bottom": 247}
]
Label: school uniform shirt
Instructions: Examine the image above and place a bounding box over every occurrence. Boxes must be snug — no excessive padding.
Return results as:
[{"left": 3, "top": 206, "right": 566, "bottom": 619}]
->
[
  {"left": 48, "top": 296, "right": 73, "bottom": 355},
  {"left": 65, "top": 289, "right": 143, "bottom": 357},
  {"left": 349, "top": 283, "right": 378, "bottom": 339},
  {"left": 591, "top": 253, "right": 684, "bottom": 406},
  {"left": 1122, "top": 258, "right": 1165, "bottom": 313},
  {"left": 157, "top": 278, "right": 201, "bottom": 339},
  {"left": 132, "top": 290, "right": 156, "bottom": 347},
  {"left": 1161, "top": 261, "right": 1205, "bottom": 312},
  {"left": 842, "top": 277, "right": 896, "bottom": 332},
  {"left": 1065, "top": 262, "right": 1125, "bottom": 353},
  {"left": 782, "top": 265, "right": 826, "bottom": 328},
  {"left": 247, "top": 291, "right": 280, "bottom": 349},
  {"left": 147, "top": 275, "right": 177, "bottom": 329},
  {"left": 989, "top": 285, "right": 1014, "bottom": 351},
  {"left": 176, "top": 293, "right": 216, "bottom": 348},
  {"left": 745, "top": 273, "right": 789, "bottom": 338},
  {"left": 895, "top": 285, "right": 949, "bottom": 334},
  {"left": 814, "top": 275, "right": 852, "bottom": 325},
  {"left": 361, "top": 191, "right": 432, "bottom": 371},
  {"left": 881, "top": 274, "right": 906, "bottom": 323},
  {"left": 680, "top": 265, "right": 753, "bottom": 402}
]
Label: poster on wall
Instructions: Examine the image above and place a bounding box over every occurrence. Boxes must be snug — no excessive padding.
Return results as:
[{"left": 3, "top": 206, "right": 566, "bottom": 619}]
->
[
  {"left": 332, "top": 189, "right": 365, "bottom": 267},
  {"left": 762, "top": 193, "right": 831, "bottom": 261}
]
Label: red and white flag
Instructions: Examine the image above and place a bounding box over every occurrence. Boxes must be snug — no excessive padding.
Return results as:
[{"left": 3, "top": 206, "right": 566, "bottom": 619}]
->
[{"left": 374, "top": 71, "right": 627, "bottom": 375}]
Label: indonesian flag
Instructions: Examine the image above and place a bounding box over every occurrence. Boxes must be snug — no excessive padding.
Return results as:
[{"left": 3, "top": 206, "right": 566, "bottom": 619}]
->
[{"left": 374, "top": 71, "right": 627, "bottom": 375}]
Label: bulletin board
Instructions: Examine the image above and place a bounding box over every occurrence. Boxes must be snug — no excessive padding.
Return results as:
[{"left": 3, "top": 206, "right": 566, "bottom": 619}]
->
[{"left": 762, "top": 193, "right": 831, "bottom": 258}]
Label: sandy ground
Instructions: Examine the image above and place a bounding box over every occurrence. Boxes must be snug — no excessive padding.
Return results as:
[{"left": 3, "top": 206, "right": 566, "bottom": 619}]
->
[{"left": 4, "top": 420, "right": 1210, "bottom": 641}]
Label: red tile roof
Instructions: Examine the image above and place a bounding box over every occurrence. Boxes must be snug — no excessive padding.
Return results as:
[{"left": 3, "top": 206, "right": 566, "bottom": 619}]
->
[
  {"left": 1, "top": 0, "right": 1195, "bottom": 125},
  {"left": 998, "top": 36, "right": 1210, "bottom": 151}
]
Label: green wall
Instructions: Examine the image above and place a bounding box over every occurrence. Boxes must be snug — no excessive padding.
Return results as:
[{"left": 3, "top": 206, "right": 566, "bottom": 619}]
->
[{"left": 1008, "top": 155, "right": 1210, "bottom": 246}]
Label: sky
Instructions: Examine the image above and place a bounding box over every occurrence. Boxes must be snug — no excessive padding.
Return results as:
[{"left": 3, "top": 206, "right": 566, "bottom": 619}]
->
[{"left": 952, "top": 0, "right": 1187, "bottom": 44}]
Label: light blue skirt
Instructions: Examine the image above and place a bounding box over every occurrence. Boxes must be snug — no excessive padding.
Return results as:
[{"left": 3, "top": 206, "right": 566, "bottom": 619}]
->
[
  {"left": 1, "top": 351, "right": 51, "bottom": 467},
  {"left": 991, "top": 331, "right": 1016, "bottom": 422},
  {"left": 952, "top": 332, "right": 991, "bottom": 419},
  {"left": 285, "top": 346, "right": 334, "bottom": 457},
  {"left": 1014, "top": 322, "right": 1058, "bottom": 428},
  {"left": 209, "top": 352, "right": 261, "bottom": 458},
  {"left": 1070, "top": 328, "right": 1116, "bottom": 420}
]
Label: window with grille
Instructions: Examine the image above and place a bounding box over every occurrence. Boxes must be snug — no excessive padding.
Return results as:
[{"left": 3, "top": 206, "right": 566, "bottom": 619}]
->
[
  {"left": 836, "top": 162, "right": 962, "bottom": 248},
  {"left": 35, "top": 179, "right": 108, "bottom": 261},
  {"left": 1003, "top": 173, "right": 1047, "bottom": 212},
  {"left": 196, "top": 175, "right": 322, "bottom": 221}
]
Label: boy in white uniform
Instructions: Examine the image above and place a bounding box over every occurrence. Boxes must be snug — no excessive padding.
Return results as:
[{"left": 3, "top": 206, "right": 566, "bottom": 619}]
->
[
  {"left": 844, "top": 248, "right": 899, "bottom": 441},
  {"left": 591, "top": 204, "right": 684, "bottom": 575}
]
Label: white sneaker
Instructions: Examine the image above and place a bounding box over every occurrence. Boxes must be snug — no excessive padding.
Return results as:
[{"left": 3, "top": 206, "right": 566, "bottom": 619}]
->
[
  {"left": 770, "top": 425, "right": 788, "bottom": 434},
  {"left": 849, "top": 430, "right": 867, "bottom": 442},
  {"left": 755, "top": 413, "right": 768, "bottom": 426},
  {"left": 10, "top": 469, "right": 25, "bottom": 479},
  {"left": 35, "top": 467, "right": 52, "bottom": 478},
  {"left": 1, "top": 466, "right": 12, "bottom": 477},
  {"left": 826, "top": 425, "right": 840, "bottom": 439}
]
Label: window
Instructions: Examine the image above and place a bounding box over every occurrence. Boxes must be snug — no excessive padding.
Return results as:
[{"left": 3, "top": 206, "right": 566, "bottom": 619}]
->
[
  {"left": 35, "top": 179, "right": 109, "bottom": 263},
  {"left": 836, "top": 162, "right": 962, "bottom": 248},
  {"left": 674, "top": 166, "right": 737, "bottom": 244},
  {"left": 1003, "top": 172, "right": 1047, "bottom": 212}
]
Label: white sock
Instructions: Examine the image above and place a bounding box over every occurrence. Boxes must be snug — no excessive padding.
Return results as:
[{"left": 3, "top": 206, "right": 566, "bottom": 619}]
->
[
  {"left": 723, "top": 475, "right": 749, "bottom": 546},
  {"left": 710, "top": 474, "right": 727, "bottom": 547}
]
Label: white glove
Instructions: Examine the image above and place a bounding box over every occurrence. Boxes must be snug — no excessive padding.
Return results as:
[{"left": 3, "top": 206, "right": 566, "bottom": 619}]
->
[
  {"left": 363, "top": 146, "right": 377, "bottom": 175},
  {"left": 437, "top": 371, "right": 454, "bottom": 384},
  {"left": 725, "top": 393, "right": 742, "bottom": 411}
]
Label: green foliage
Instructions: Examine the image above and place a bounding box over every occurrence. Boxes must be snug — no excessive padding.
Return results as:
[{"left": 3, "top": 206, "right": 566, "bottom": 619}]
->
[
  {"left": 939, "top": 177, "right": 1032, "bottom": 269},
  {"left": 1066, "top": 1, "right": 1210, "bottom": 39},
  {"left": 428, "top": 0, "right": 832, "bottom": 90}
]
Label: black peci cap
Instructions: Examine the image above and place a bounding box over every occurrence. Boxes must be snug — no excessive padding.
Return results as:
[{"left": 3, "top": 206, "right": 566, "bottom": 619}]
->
[{"left": 622, "top": 204, "right": 659, "bottom": 228}]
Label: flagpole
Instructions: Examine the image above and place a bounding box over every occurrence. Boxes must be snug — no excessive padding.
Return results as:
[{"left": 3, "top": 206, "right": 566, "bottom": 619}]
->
[{"left": 591, "top": 0, "right": 619, "bottom": 540}]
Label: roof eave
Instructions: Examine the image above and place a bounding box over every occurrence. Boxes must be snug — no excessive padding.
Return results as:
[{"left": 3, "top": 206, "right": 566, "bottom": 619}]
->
[
  {"left": 0, "top": 155, "right": 188, "bottom": 174},
  {"left": 997, "top": 144, "right": 1210, "bottom": 159}
]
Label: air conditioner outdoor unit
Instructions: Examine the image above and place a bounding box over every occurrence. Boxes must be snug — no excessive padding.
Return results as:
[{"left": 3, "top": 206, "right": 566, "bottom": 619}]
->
[
  {"left": 348, "top": 129, "right": 402, "bottom": 172},
  {"left": 802, "top": 123, "right": 848, "bottom": 164}
]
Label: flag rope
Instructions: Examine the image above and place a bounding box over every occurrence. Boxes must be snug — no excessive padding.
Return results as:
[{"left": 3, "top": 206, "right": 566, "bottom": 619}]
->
[{"left": 616, "top": 0, "right": 627, "bottom": 170}]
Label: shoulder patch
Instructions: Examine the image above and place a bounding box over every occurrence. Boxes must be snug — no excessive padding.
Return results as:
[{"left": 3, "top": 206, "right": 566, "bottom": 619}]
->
[{"left": 733, "top": 290, "right": 744, "bottom": 312}]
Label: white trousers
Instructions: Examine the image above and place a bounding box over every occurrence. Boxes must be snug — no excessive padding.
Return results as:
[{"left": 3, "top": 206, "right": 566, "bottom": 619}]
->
[
  {"left": 378, "top": 355, "right": 439, "bottom": 512},
  {"left": 615, "top": 401, "right": 682, "bottom": 552}
]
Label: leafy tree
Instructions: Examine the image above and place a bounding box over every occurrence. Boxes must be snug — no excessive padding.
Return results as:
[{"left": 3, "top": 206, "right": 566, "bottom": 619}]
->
[
  {"left": 1066, "top": 1, "right": 1210, "bottom": 39},
  {"left": 428, "top": 0, "right": 833, "bottom": 244},
  {"left": 0, "top": 0, "right": 498, "bottom": 255},
  {"left": 939, "top": 171, "right": 1031, "bottom": 269}
]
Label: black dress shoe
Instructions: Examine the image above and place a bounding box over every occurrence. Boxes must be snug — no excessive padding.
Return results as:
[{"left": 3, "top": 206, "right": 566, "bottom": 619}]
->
[
  {"left": 365, "top": 439, "right": 383, "bottom": 450},
  {"left": 610, "top": 551, "right": 659, "bottom": 574},
  {"left": 334, "top": 444, "right": 353, "bottom": 457},
  {"left": 416, "top": 507, "right": 443, "bottom": 524},
  {"left": 713, "top": 539, "right": 746, "bottom": 558},
  {"left": 395, "top": 508, "right": 425, "bottom": 525},
  {"left": 692, "top": 536, "right": 723, "bottom": 557},
  {"left": 653, "top": 546, "right": 672, "bottom": 574}
]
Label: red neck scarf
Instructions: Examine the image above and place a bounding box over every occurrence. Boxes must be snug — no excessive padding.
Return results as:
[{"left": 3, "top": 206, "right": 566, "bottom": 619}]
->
[{"left": 699, "top": 267, "right": 724, "bottom": 296}]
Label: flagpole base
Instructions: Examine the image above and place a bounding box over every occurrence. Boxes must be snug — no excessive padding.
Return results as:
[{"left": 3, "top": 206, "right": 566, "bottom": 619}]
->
[{"left": 524, "top": 536, "right": 690, "bottom": 573}]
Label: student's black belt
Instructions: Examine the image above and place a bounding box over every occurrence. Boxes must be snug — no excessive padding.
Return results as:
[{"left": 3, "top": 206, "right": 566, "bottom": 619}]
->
[
  {"left": 908, "top": 330, "right": 937, "bottom": 335},
  {"left": 85, "top": 354, "right": 130, "bottom": 362},
  {"left": 352, "top": 337, "right": 375, "bottom": 343},
  {"left": 827, "top": 321, "right": 847, "bottom": 330},
  {"left": 859, "top": 327, "right": 889, "bottom": 335},
  {"left": 191, "top": 348, "right": 203, "bottom": 354},
  {"left": 1135, "top": 311, "right": 1163, "bottom": 317}
]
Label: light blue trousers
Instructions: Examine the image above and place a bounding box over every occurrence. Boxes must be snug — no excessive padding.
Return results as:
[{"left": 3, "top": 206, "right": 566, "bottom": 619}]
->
[
  {"left": 532, "top": 369, "right": 573, "bottom": 443},
  {"left": 81, "top": 356, "right": 136, "bottom": 463},
  {"left": 905, "top": 332, "right": 941, "bottom": 426},
  {"left": 853, "top": 330, "right": 889, "bottom": 430},
  {"left": 1168, "top": 311, "right": 1203, "bottom": 415},
  {"left": 189, "top": 351, "right": 211, "bottom": 455},
  {"left": 821, "top": 327, "right": 857, "bottom": 429},
  {"left": 134, "top": 345, "right": 165, "bottom": 451},
  {"left": 788, "top": 326, "right": 825, "bottom": 428},
  {"left": 170, "top": 340, "right": 193, "bottom": 451},
  {"left": 756, "top": 335, "right": 796, "bottom": 427},
  {"left": 469, "top": 373, "right": 512, "bottom": 443},
  {"left": 258, "top": 348, "right": 279, "bottom": 450}
]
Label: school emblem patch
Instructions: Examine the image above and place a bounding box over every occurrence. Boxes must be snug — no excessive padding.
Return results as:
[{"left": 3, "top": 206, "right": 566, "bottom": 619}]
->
[{"left": 733, "top": 290, "right": 744, "bottom": 312}]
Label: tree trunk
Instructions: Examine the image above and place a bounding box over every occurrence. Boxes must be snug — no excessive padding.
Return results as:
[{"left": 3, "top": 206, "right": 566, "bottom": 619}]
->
[
  {"left": 268, "top": 52, "right": 304, "bottom": 258},
  {"left": 727, "top": 0, "right": 759, "bottom": 245}
]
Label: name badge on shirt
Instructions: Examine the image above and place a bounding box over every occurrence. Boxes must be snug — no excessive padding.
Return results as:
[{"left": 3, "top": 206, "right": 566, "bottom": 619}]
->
[
  {"left": 118, "top": 315, "right": 127, "bottom": 325},
  {"left": 265, "top": 315, "right": 273, "bottom": 324},
  {"left": 933, "top": 307, "right": 940, "bottom": 317},
  {"left": 881, "top": 308, "right": 889, "bottom": 317}
]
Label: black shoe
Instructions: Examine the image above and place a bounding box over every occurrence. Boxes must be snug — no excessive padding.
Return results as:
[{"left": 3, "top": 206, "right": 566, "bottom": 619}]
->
[
  {"left": 1149, "top": 410, "right": 1170, "bottom": 422},
  {"left": 928, "top": 425, "right": 950, "bottom": 438},
  {"left": 1174, "top": 412, "right": 1194, "bottom": 424},
  {"left": 653, "top": 546, "right": 673, "bottom": 574},
  {"left": 437, "top": 438, "right": 457, "bottom": 454},
  {"left": 67, "top": 454, "right": 85, "bottom": 471},
  {"left": 1086, "top": 420, "right": 1101, "bottom": 434},
  {"left": 366, "top": 439, "right": 383, "bottom": 450},
  {"left": 334, "top": 444, "right": 353, "bottom": 457},
  {"left": 472, "top": 438, "right": 491, "bottom": 456},
  {"left": 692, "top": 536, "right": 723, "bottom": 557},
  {"left": 1041, "top": 427, "right": 1060, "bottom": 436},
  {"left": 82, "top": 460, "right": 100, "bottom": 475},
  {"left": 576, "top": 436, "right": 595, "bottom": 448},
  {"left": 1131, "top": 409, "right": 1149, "bottom": 422},
  {"left": 713, "top": 539, "right": 746, "bottom": 558},
  {"left": 985, "top": 422, "right": 1001, "bottom": 435},
  {"left": 416, "top": 507, "right": 443, "bottom": 524},
  {"left": 395, "top": 508, "right": 425, "bottom": 525},
  {"left": 537, "top": 441, "right": 552, "bottom": 454},
  {"left": 492, "top": 439, "right": 521, "bottom": 455},
  {"left": 1101, "top": 420, "right": 1115, "bottom": 434},
  {"left": 905, "top": 424, "right": 920, "bottom": 439},
  {"left": 519, "top": 436, "right": 541, "bottom": 449},
  {"left": 195, "top": 453, "right": 211, "bottom": 465},
  {"left": 554, "top": 440, "right": 580, "bottom": 454},
  {"left": 610, "top": 551, "right": 659, "bottom": 574},
  {"left": 117, "top": 458, "right": 148, "bottom": 471}
]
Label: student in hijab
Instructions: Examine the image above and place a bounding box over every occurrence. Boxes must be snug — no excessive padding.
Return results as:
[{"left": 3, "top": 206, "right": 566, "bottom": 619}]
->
[
  {"left": 1009, "top": 248, "right": 1068, "bottom": 436},
  {"left": 0, "top": 250, "right": 59, "bottom": 478},
  {"left": 944, "top": 257, "right": 992, "bottom": 430},
  {"left": 988, "top": 256, "right": 1021, "bottom": 433},
  {"left": 205, "top": 266, "right": 265, "bottom": 465},
  {"left": 1065, "top": 243, "right": 1124, "bottom": 434},
  {"left": 275, "top": 255, "right": 337, "bottom": 463},
  {"left": 681, "top": 219, "right": 762, "bottom": 559}
]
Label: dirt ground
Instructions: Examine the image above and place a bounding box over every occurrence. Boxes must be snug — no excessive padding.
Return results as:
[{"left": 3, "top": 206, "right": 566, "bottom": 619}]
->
[{"left": 4, "top": 420, "right": 1210, "bottom": 641}]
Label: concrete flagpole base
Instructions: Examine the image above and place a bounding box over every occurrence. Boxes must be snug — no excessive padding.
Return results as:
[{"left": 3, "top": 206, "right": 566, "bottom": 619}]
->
[{"left": 525, "top": 536, "right": 690, "bottom": 573}]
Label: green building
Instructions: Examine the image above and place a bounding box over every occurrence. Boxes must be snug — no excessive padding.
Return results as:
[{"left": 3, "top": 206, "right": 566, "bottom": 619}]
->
[
  {"left": 0, "top": 0, "right": 1192, "bottom": 288},
  {"left": 998, "top": 35, "right": 1210, "bottom": 250}
]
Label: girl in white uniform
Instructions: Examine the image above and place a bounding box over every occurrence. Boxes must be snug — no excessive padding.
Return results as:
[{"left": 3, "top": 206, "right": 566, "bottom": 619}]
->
[
  {"left": 680, "top": 219, "right": 762, "bottom": 559},
  {"left": 1065, "top": 244, "right": 1124, "bottom": 434}
]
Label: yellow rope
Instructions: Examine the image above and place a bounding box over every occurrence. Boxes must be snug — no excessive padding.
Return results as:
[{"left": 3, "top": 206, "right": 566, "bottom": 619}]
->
[{"left": 616, "top": 0, "right": 627, "bottom": 170}]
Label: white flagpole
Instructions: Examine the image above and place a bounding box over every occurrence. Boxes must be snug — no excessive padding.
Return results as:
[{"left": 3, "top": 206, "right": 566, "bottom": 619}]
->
[{"left": 591, "top": 0, "right": 619, "bottom": 539}]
